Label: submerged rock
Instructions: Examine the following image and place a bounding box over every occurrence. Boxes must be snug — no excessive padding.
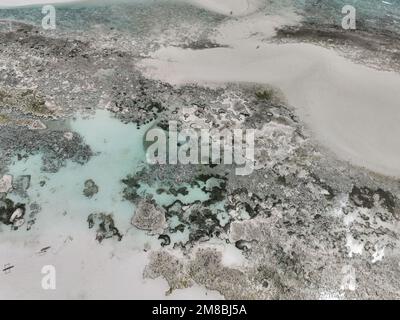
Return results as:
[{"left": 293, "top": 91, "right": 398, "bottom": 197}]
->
[
  {"left": 0, "top": 126, "right": 93, "bottom": 174},
  {"left": 145, "top": 248, "right": 262, "bottom": 299},
  {"left": 12, "top": 175, "right": 31, "bottom": 197},
  {"left": 0, "top": 88, "right": 53, "bottom": 117},
  {"left": 63, "top": 132, "right": 74, "bottom": 141},
  {"left": 26, "top": 202, "right": 41, "bottom": 231},
  {"left": 132, "top": 198, "right": 167, "bottom": 234},
  {"left": 87, "top": 213, "right": 122, "bottom": 243},
  {"left": 158, "top": 234, "right": 171, "bottom": 247},
  {"left": 83, "top": 179, "right": 99, "bottom": 198}
]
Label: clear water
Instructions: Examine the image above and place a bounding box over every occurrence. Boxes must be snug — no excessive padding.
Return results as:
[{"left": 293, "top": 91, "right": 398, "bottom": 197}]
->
[
  {"left": 7, "top": 110, "right": 150, "bottom": 231},
  {"left": 6, "top": 110, "right": 219, "bottom": 234},
  {"left": 1, "top": 0, "right": 399, "bottom": 33}
]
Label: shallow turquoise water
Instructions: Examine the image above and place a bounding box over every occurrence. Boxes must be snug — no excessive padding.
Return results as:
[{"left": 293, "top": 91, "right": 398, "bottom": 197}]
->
[
  {"left": 1, "top": 0, "right": 399, "bottom": 33},
  {"left": 6, "top": 111, "right": 219, "bottom": 233},
  {"left": 7, "top": 111, "right": 149, "bottom": 230}
]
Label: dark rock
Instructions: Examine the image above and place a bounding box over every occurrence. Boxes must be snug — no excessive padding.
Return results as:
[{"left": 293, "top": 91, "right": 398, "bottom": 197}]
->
[
  {"left": 158, "top": 234, "right": 171, "bottom": 247},
  {"left": 235, "top": 240, "right": 252, "bottom": 251},
  {"left": 83, "top": 179, "right": 99, "bottom": 198},
  {"left": 350, "top": 186, "right": 375, "bottom": 209},
  {"left": 87, "top": 213, "right": 122, "bottom": 243}
]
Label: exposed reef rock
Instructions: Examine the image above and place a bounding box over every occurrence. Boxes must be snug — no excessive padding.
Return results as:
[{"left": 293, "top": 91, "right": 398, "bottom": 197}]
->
[
  {"left": 275, "top": 22, "right": 400, "bottom": 72},
  {"left": 126, "top": 81, "right": 400, "bottom": 299},
  {"left": 145, "top": 248, "right": 269, "bottom": 299},
  {"left": 123, "top": 169, "right": 228, "bottom": 246},
  {"left": 132, "top": 198, "right": 167, "bottom": 235},
  {"left": 158, "top": 234, "right": 171, "bottom": 247}
]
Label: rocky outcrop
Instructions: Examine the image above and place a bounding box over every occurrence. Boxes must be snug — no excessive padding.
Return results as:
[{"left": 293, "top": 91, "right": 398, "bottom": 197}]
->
[
  {"left": 12, "top": 175, "right": 31, "bottom": 197},
  {"left": 83, "top": 179, "right": 99, "bottom": 198},
  {"left": 132, "top": 198, "right": 167, "bottom": 235}
]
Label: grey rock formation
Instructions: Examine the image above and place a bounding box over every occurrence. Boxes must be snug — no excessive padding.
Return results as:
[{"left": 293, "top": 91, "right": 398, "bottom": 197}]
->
[
  {"left": 132, "top": 198, "right": 167, "bottom": 234},
  {"left": 83, "top": 179, "right": 99, "bottom": 198}
]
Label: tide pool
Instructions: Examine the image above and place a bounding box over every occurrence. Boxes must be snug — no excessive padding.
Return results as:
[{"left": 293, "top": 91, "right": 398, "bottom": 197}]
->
[
  {"left": 0, "top": 110, "right": 229, "bottom": 299},
  {"left": 7, "top": 110, "right": 150, "bottom": 233}
]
